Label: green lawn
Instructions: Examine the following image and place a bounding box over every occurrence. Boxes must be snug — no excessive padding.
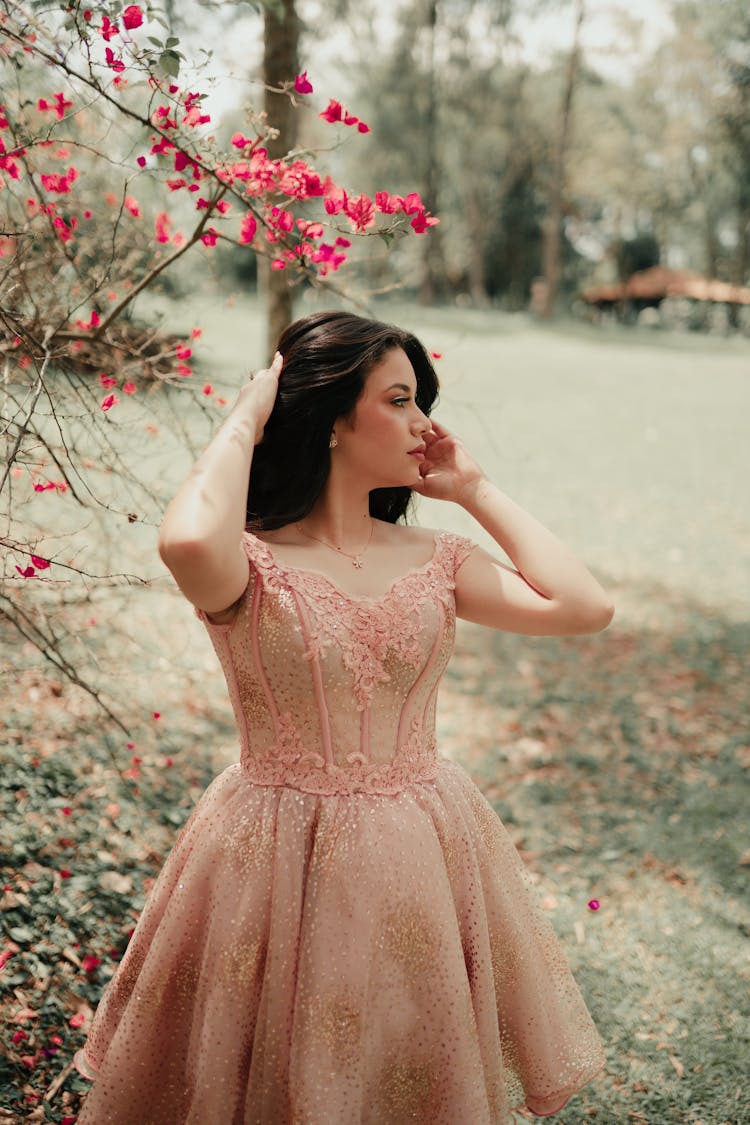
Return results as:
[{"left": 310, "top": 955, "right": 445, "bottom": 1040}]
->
[{"left": 2, "top": 297, "right": 748, "bottom": 1123}]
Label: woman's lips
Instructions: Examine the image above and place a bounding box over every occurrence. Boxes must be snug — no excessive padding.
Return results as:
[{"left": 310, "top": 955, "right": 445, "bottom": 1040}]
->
[{"left": 408, "top": 451, "right": 425, "bottom": 461}]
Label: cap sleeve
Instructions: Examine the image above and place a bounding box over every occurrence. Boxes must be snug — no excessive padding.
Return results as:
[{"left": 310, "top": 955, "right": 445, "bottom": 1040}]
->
[
  {"left": 192, "top": 531, "right": 262, "bottom": 630},
  {"left": 438, "top": 531, "right": 478, "bottom": 585}
]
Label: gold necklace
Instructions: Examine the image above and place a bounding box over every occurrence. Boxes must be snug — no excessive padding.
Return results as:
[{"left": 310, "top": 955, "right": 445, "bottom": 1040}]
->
[{"left": 295, "top": 518, "right": 374, "bottom": 568}]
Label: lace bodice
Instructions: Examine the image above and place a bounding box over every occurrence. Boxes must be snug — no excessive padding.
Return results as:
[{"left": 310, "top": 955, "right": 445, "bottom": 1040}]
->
[{"left": 195, "top": 530, "right": 477, "bottom": 795}]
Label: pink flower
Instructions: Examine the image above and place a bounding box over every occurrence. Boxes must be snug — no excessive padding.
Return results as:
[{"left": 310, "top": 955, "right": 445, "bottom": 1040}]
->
[
  {"left": 37, "top": 92, "right": 73, "bottom": 120},
  {"left": 375, "top": 191, "right": 403, "bottom": 214},
  {"left": 323, "top": 186, "right": 347, "bottom": 215},
  {"left": 294, "top": 71, "right": 313, "bottom": 95},
  {"left": 100, "top": 393, "right": 119, "bottom": 411},
  {"left": 75, "top": 310, "right": 100, "bottom": 332},
  {"left": 202, "top": 383, "right": 212, "bottom": 395},
  {"left": 231, "top": 132, "right": 254, "bottom": 149},
  {"left": 124, "top": 195, "right": 141, "bottom": 217},
  {"left": 136, "top": 155, "right": 146, "bottom": 168},
  {"left": 200, "top": 227, "right": 219, "bottom": 246},
  {"left": 16, "top": 565, "right": 36, "bottom": 578},
  {"left": 357, "top": 121, "right": 371, "bottom": 134},
  {"left": 401, "top": 191, "right": 424, "bottom": 215},
  {"left": 239, "top": 213, "right": 257, "bottom": 244},
  {"left": 344, "top": 193, "right": 375, "bottom": 232},
  {"left": 69, "top": 1013, "right": 86, "bottom": 1028},
  {"left": 122, "top": 5, "right": 143, "bottom": 30},
  {"left": 104, "top": 47, "right": 126, "bottom": 73},
  {"left": 53, "top": 215, "right": 77, "bottom": 243},
  {"left": 30, "top": 556, "right": 50, "bottom": 569},
  {"left": 271, "top": 259, "right": 286, "bottom": 270},
  {"left": 123, "top": 382, "right": 136, "bottom": 394},
  {"left": 319, "top": 99, "right": 343, "bottom": 124},
  {"left": 40, "top": 167, "right": 79, "bottom": 193},
  {"left": 176, "top": 344, "right": 192, "bottom": 359},
  {"left": 81, "top": 955, "right": 101, "bottom": 973},
  {"left": 154, "top": 212, "right": 171, "bottom": 243},
  {"left": 100, "top": 15, "right": 119, "bottom": 40},
  {"left": 410, "top": 211, "right": 439, "bottom": 234}
]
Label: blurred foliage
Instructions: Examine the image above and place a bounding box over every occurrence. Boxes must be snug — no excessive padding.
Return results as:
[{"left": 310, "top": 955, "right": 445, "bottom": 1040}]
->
[{"left": 312, "top": 0, "right": 750, "bottom": 307}]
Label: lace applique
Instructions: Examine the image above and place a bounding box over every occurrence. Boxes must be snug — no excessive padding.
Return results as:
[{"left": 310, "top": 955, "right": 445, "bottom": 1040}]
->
[
  {"left": 240, "top": 728, "right": 440, "bottom": 796},
  {"left": 241, "top": 530, "right": 474, "bottom": 713}
]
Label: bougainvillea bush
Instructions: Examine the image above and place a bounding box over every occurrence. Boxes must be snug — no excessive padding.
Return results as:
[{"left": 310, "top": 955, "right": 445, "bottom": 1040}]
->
[{"left": 0, "top": 0, "right": 438, "bottom": 711}]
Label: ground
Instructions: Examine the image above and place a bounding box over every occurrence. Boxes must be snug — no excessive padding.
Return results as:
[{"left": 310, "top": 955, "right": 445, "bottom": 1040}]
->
[{"left": 2, "top": 297, "right": 748, "bottom": 1123}]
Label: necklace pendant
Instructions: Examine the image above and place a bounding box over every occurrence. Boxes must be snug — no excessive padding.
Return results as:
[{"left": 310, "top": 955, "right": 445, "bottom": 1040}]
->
[{"left": 353, "top": 557, "right": 363, "bottom": 568}]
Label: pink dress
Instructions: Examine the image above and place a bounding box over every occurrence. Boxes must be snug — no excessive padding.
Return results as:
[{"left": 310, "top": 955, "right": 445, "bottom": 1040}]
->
[{"left": 73, "top": 529, "right": 605, "bottom": 1123}]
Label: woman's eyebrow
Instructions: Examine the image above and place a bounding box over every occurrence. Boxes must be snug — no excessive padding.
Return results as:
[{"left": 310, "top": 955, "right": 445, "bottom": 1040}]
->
[{"left": 385, "top": 382, "right": 412, "bottom": 392}]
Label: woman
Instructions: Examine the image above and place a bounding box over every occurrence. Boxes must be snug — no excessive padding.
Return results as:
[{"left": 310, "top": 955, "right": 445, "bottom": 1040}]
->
[{"left": 74, "top": 310, "right": 612, "bottom": 1124}]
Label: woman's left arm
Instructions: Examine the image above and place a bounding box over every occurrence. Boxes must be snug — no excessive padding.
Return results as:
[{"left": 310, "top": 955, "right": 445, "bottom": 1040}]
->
[{"left": 416, "top": 420, "right": 614, "bottom": 636}]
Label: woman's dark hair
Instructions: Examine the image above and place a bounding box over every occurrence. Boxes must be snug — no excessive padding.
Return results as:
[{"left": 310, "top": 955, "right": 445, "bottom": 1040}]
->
[{"left": 246, "top": 310, "right": 440, "bottom": 531}]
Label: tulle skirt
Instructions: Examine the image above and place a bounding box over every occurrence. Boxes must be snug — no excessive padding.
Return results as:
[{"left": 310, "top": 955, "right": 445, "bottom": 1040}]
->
[{"left": 74, "top": 756, "right": 604, "bottom": 1124}]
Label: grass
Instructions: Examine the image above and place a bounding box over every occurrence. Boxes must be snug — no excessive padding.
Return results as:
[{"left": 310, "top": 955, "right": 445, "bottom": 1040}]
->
[{"left": 1, "top": 297, "right": 748, "bottom": 1122}]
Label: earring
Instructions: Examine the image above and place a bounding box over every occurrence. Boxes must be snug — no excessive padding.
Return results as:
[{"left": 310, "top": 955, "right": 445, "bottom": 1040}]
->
[{"left": 329, "top": 434, "right": 338, "bottom": 448}]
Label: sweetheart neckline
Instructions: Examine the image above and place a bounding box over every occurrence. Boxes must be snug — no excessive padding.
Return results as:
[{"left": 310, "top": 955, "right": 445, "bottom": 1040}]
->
[{"left": 247, "top": 530, "right": 447, "bottom": 606}]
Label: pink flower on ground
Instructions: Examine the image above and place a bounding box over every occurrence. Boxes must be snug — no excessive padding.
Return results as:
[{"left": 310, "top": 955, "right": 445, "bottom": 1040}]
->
[
  {"left": 294, "top": 71, "right": 313, "bottom": 95},
  {"left": 122, "top": 5, "right": 143, "bottom": 30}
]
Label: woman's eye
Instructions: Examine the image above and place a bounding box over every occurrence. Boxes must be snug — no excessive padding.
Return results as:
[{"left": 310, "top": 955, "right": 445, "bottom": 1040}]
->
[{"left": 392, "top": 397, "right": 409, "bottom": 408}]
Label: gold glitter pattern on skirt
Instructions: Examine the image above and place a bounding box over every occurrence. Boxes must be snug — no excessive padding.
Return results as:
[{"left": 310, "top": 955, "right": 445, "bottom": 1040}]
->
[{"left": 73, "top": 530, "right": 605, "bottom": 1123}]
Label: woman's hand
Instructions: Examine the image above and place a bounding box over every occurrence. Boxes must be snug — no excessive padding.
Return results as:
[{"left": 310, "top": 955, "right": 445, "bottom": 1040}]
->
[
  {"left": 413, "top": 419, "right": 488, "bottom": 504},
  {"left": 233, "top": 351, "right": 284, "bottom": 445}
]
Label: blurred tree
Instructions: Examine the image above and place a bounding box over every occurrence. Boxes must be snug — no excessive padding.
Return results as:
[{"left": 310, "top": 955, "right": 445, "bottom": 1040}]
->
[{"left": 539, "top": 0, "right": 585, "bottom": 318}]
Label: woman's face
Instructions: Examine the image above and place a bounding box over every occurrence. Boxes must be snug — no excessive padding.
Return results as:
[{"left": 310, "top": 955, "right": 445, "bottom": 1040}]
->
[{"left": 334, "top": 347, "right": 433, "bottom": 489}]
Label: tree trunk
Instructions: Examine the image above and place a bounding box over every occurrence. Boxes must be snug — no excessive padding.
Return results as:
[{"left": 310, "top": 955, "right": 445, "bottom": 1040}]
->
[
  {"left": 540, "top": 0, "right": 585, "bottom": 319},
  {"left": 419, "top": 0, "right": 446, "bottom": 304},
  {"left": 262, "top": 0, "right": 300, "bottom": 359},
  {"left": 734, "top": 203, "right": 750, "bottom": 285},
  {"left": 465, "top": 178, "right": 489, "bottom": 306}
]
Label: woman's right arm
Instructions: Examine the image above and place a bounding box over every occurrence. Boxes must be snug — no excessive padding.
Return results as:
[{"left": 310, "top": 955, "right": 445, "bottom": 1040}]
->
[{"left": 157, "top": 352, "right": 283, "bottom": 613}]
